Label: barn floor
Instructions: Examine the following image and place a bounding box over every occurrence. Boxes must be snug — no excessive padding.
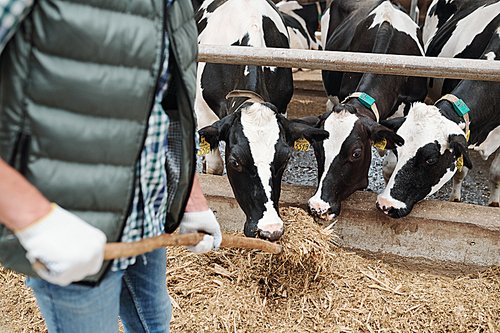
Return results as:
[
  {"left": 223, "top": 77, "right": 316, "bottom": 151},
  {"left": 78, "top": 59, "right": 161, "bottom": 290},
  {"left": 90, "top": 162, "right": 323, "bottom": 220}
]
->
[{"left": 1, "top": 207, "right": 499, "bottom": 333}]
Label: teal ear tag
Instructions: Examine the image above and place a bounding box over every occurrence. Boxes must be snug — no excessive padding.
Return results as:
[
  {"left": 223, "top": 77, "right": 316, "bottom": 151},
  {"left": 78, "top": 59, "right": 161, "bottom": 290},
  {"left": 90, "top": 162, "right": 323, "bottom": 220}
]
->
[
  {"left": 358, "top": 93, "right": 375, "bottom": 109},
  {"left": 453, "top": 99, "right": 470, "bottom": 117}
]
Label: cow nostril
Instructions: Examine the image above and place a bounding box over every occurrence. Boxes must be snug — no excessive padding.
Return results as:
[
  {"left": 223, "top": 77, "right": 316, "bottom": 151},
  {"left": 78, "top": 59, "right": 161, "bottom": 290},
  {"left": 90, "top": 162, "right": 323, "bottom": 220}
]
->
[{"left": 377, "top": 202, "right": 394, "bottom": 215}]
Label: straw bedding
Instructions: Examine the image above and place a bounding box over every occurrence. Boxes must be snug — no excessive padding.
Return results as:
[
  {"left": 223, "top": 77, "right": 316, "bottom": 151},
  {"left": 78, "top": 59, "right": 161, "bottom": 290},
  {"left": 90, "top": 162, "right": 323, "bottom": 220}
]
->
[{"left": 1, "top": 207, "right": 499, "bottom": 332}]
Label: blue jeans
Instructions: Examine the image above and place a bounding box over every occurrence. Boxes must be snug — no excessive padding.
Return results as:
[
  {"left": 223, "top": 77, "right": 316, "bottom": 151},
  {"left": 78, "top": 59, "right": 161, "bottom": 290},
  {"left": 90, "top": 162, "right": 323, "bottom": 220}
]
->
[{"left": 26, "top": 248, "right": 171, "bottom": 333}]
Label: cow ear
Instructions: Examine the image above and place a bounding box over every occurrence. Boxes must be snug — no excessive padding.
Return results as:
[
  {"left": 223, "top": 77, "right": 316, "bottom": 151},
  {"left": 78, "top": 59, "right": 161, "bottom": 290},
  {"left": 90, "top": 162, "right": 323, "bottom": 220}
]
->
[
  {"left": 292, "top": 111, "right": 333, "bottom": 128},
  {"left": 198, "top": 114, "right": 237, "bottom": 150},
  {"left": 359, "top": 116, "right": 405, "bottom": 150},
  {"left": 449, "top": 134, "right": 473, "bottom": 169},
  {"left": 285, "top": 119, "right": 329, "bottom": 146},
  {"left": 380, "top": 117, "right": 406, "bottom": 133},
  {"left": 369, "top": 125, "right": 405, "bottom": 150}
]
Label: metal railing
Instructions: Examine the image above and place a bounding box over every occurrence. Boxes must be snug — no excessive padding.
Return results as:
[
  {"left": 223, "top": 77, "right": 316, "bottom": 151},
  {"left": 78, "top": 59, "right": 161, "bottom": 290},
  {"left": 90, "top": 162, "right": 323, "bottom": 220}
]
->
[{"left": 198, "top": 44, "right": 500, "bottom": 82}]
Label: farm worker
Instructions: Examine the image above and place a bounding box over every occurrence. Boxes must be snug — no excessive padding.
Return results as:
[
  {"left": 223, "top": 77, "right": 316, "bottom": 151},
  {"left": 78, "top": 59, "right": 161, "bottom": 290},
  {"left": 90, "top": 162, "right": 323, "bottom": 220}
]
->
[{"left": 0, "top": 0, "right": 222, "bottom": 331}]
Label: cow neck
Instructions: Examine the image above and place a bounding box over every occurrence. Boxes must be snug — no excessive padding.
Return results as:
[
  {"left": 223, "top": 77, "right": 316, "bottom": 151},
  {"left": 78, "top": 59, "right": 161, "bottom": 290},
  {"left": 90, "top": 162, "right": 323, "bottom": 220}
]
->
[
  {"left": 435, "top": 94, "right": 470, "bottom": 140},
  {"left": 342, "top": 92, "right": 379, "bottom": 122}
]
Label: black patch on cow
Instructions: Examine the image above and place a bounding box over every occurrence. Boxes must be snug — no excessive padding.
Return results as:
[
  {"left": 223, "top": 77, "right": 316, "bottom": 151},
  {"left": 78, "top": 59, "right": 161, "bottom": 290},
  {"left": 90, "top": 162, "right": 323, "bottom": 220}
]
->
[
  {"left": 388, "top": 141, "right": 456, "bottom": 217},
  {"left": 286, "top": 0, "right": 326, "bottom": 37},
  {"left": 426, "top": 2, "right": 500, "bottom": 59},
  {"left": 281, "top": 12, "right": 311, "bottom": 47},
  {"left": 371, "top": 21, "right": 394, "bottom": 54},
  {"left": 206, "top": 0, "right": 229, "bottom": 13},
  {"left": 232, "top": 33, "right": 250, "bottom": 47},
  {"left": 262, "top": 16, "right": 290, "bottom": 48},
  {"left": 197, "top": 16, "right": 208, "bottom": 35},
  {"left": 428, "top": 0, "right": 459, "bottom": 32}
]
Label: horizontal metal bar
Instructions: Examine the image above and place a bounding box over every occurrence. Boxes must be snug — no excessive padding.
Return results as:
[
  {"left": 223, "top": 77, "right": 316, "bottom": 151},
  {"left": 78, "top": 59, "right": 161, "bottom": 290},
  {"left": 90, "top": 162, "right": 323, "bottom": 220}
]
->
[{"left": 198, "top": 44, "right": 500, "bottom": 82}]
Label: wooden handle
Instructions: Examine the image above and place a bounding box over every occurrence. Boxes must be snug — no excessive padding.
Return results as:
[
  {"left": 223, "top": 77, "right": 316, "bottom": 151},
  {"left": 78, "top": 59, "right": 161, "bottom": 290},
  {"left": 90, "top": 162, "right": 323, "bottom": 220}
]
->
[{"left": 103, "top": 233, "right": 282, "bottom": 260}]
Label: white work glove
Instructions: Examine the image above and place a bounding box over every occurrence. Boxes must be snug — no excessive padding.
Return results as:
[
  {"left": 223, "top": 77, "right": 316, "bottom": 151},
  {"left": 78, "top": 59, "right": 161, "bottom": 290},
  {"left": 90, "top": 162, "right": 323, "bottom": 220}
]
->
[
  {"left": 179, "top": 209, "right": 222, "bottom": 254},
  {"left": 15, "top": 204, "right": 107, "bottom": 286}
]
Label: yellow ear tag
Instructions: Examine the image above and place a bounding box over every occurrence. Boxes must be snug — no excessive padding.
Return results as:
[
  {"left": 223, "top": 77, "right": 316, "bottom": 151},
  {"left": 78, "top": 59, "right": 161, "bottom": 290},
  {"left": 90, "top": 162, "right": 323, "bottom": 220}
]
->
[
  {"left": 372, "top": 137, "right": 387, "bottom": 150},
  {"left": 294, "top": 138, "right": 310, "bottom": 151},
  {"left": 197, "top": 136, "right": 211, "bottom": 156},
  {"left": 456, "top": 154, "right": 464, "bottom": 172},
  {"left": 465, "top": 130, "right": 470, "bottom": 142}
]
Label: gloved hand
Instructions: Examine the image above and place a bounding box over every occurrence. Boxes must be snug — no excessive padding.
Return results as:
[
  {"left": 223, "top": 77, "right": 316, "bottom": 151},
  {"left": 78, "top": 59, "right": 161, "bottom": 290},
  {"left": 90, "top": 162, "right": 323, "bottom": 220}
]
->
[
  {"left": 14, "top": 204, "right": 107, "bottom": 286},
  {"left": 178, "top": 209, "right": 222, "bottom": 254}
]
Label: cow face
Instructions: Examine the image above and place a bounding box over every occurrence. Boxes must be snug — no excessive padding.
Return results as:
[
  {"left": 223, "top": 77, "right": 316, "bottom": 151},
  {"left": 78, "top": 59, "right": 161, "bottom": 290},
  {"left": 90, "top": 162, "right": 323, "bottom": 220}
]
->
[
  {"left": 377, "top": 103, "right": 472, "bottom": 218},
  {"left": 199, "top": 102, "right": 329, "bottom": 240},
  {"left": 307, "top": 104, "right": 404, "bottom": 220}
]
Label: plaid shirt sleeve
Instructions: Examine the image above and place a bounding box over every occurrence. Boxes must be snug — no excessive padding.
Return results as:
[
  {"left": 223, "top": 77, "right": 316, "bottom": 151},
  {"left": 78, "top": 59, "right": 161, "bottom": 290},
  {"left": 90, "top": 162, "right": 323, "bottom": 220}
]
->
[{"left": 0, "top": 0, "right": 34, "bottom": 55}]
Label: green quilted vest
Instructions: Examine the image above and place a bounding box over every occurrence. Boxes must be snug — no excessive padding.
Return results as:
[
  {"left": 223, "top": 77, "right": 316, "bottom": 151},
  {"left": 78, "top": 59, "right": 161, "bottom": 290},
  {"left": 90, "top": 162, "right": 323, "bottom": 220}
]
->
[{"left": 0, "top": 0, "right": 197, "bottom": 284}]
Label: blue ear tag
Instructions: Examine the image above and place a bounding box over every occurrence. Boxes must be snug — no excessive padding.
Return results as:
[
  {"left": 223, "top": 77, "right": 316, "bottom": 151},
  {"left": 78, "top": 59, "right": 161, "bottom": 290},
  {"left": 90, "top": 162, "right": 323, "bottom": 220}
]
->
[
  {"left": 453, "top": 99, "right": 470, "bottom": 117},
  {"left": 358, "top": 93, "right": 375, "bottom": 109}
]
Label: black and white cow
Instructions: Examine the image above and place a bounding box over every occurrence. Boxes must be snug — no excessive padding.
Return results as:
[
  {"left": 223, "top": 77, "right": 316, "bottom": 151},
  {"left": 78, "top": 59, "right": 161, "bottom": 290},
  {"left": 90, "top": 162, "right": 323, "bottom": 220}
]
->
[
  {"left": 424, "top": 0, "right": 500, "bottom": 101},
  {"left": 276, "top": 0, "right": 326, "bottom": 51},
  {"left": 421, "top": 0, "right": 460, "bottom": 47},
  {"left": 304, "top": 0, "right": 427, "bottom": 221},
  {"left": 377, "top": 18, "right": 500, "bottom": 218},
  {"left": 195, "top": 0, "right": 329, "bottom": 240}
]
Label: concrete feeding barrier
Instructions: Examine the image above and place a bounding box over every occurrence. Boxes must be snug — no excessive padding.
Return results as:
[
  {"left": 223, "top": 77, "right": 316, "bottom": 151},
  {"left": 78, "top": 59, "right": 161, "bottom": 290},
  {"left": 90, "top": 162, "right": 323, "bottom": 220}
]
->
[{"left": 198, "top": 173, "right": 500, "bottom": 276}]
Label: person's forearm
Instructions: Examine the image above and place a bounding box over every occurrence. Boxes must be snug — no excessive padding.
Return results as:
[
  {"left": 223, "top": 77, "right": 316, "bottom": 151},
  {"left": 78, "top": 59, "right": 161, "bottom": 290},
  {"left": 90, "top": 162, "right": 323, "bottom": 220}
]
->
[
  {"left": 184, "top": 174, "right": 209, "bottom": 213},
  {"left": 0, "top": 158, "right": 52, "bottom": 230}
]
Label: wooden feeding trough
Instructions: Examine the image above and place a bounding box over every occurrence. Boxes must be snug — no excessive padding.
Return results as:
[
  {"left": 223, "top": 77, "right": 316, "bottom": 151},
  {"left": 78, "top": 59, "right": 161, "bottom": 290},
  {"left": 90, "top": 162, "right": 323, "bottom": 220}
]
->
[{"left": 198, "top": 173, "right": 500, "bottom": 277}]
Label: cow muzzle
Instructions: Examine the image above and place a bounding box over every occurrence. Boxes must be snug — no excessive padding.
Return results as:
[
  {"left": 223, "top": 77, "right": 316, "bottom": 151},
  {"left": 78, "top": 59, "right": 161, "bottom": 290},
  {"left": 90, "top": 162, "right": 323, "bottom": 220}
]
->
[
  {"left": 244, "top": 215, "right": 285, "bottom": 241},
  {"left": 376, "top": 196, "right": 409, "bottom": 219},
  {"left": 257, "top": 219, "right": 284, "bottom": 241},
  {"left": 258, "top": 227, "right": 284, "bottom": 242},
  {"left": 307, "top": 198, "right": 339, "bottom": 221}
]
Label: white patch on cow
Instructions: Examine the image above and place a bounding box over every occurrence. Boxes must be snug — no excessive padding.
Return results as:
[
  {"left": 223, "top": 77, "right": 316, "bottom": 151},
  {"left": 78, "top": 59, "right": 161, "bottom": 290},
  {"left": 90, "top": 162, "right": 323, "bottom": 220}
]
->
[
  {"left": 320, "top": 7, "right": 330, "bottom": 49},
  {"left": 276, "top": 1, "right": 303, "bottom": 12},
  {"left": 240, "top": 103, "right": 283, "bottom": 230},
  {"left": 369, "top": 1, "right": 425, "bottom": 55},
  {"left": 390, "top": 102, "right": 406, "bottom": 119},
  {"left": 195, "top": 62, "right": 220, "bottom": 128},
  {"left": 380, "top": 102, "right": 464, "bottom": 203},
  {"left": 244, "top": 65, "right": 250, "bottom": 76},
  {"left": 428, "top": 167, "right": 456, "bottom": 197},
  {"left": 198, "top": 0, "right": 288, "bottom": 48},
  {"left": 436, "top": 2, "right": 500, "bottom": 58},
  {"left": 471, "top": 125, "right": 500, "bottom": 160},
  {"left": 485, "top": 51, "right": 497, "bottom": 61},
  {"left": 308, "top": 111, "right": 358, "bottom": 217},
  {"left": 422, "top": 0, "right": 445, "bottom": 48}
]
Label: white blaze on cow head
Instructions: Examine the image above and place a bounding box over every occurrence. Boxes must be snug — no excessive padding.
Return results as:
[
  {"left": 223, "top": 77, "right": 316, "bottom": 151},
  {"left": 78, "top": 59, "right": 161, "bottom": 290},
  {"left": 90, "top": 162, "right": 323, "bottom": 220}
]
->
[
  {"left": 305, "top": 103, "right": 404, "bottom": 220},
  {"left": 199, "top": 93, "right": 329, "bottom": 240},
  {"left": 377, "top": 102, "right": 472, "bottom": 218}
]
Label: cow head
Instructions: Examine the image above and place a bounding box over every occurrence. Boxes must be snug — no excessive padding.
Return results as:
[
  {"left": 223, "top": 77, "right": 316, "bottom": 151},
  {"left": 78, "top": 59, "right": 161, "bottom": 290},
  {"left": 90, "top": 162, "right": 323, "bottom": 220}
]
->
[
  {"left": 376, "top": 102, "right": 472, "bottom": 218},
  {"left": 306, "top": 103, "right": 404, "bottom": 220},
  {"left": 199, "top": 92, "right": 329, "bottom": 240}
]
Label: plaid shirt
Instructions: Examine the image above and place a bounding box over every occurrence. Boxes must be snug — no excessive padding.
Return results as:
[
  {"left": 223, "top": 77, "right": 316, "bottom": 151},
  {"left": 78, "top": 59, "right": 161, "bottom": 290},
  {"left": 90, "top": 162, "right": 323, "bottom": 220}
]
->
[{"left": 1, "top": 0, "right": 174, "bottom": 271}]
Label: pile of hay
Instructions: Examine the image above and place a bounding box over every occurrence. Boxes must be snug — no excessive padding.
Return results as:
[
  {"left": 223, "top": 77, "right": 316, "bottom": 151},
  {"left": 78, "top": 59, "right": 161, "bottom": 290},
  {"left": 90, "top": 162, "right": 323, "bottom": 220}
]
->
[{"left": 1, "top": 207, "right": 499, "bottom": 332}]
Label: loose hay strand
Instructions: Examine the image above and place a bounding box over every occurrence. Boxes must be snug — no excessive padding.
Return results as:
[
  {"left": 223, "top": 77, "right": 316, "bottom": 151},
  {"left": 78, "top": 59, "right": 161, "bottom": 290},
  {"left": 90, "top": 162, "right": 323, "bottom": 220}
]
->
[{"left": 1, "top": 207, "right": 499, "bottom": 332}]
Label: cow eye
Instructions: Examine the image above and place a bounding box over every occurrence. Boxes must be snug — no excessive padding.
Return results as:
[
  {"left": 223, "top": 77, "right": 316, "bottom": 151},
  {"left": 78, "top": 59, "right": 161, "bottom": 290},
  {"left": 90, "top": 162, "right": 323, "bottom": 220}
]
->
[
  {"left": 426, "top": 157, "right": 437, "bottom": 166},
  {"left": 352, "top": 149, "right": 362, "bottom": 159},
  {"left": 228, "top": 159, "right": 242, "bottom": 171}
]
